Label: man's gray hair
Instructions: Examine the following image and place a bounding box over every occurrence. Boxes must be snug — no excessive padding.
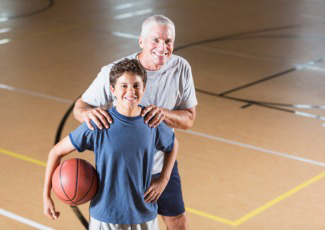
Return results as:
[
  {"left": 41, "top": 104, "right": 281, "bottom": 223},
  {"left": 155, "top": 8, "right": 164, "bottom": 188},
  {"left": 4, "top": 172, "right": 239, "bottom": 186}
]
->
[{"left": 140, "top": 15, "right": 175, "bottom": 39}]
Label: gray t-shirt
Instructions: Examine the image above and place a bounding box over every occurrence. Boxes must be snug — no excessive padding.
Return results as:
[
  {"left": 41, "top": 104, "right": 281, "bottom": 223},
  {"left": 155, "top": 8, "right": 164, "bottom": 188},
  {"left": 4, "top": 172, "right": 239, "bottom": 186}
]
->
[{"left": 82, "top": 53, "right": 198, "bottom": 174}]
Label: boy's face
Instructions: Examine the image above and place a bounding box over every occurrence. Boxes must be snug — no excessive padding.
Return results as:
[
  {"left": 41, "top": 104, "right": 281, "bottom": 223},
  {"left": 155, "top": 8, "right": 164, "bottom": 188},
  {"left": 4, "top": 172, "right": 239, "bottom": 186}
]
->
[{"left": 110, "top": 72, "right": 145, "bottom": 111}]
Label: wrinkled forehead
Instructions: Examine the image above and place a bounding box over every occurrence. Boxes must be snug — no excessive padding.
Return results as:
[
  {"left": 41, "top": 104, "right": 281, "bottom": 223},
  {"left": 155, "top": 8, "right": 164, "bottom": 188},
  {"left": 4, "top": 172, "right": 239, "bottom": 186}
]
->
[{"left": 143, "top": 22, "right": 175, "bottom": 40}]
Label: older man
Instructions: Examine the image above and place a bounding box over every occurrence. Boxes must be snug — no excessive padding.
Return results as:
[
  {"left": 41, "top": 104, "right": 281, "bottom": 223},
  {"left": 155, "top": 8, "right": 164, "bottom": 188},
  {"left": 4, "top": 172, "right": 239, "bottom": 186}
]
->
[{"left": 73, "top": 15, "right": 197, "bottom": 230}]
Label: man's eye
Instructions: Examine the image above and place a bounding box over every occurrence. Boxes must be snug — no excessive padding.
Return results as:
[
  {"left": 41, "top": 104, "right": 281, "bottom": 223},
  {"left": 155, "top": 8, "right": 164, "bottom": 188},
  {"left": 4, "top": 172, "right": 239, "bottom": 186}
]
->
[{"left": 153, "top": 39, "right": 159, "bottom": 43}]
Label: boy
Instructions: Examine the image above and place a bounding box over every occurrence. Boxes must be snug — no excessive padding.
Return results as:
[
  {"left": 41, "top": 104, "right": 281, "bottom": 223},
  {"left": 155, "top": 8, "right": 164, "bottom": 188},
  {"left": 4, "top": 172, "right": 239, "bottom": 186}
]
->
[{"left": 43, "top": 59, "right": 178, "bottom": 230}]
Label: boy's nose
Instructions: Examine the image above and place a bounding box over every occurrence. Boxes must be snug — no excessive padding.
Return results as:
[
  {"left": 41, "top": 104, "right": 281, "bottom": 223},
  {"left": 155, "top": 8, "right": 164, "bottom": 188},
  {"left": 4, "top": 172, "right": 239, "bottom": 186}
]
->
[{"left": 127, "top": 87, "right": 135, "bottom": 93}]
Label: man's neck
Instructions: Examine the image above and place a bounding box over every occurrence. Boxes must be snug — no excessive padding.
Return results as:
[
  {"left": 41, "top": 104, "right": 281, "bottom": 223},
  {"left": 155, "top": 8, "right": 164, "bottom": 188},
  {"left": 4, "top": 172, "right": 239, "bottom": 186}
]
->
[{"left": 137, "top": 52, "right": 164, "bottom": 71}]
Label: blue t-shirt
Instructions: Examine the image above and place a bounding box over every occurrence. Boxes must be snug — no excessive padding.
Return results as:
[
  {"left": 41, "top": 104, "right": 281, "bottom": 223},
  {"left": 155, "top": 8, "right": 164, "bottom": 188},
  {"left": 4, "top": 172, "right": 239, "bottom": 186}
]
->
[{"left": 69, "top": 106, "right": 174, "bottom": 224}]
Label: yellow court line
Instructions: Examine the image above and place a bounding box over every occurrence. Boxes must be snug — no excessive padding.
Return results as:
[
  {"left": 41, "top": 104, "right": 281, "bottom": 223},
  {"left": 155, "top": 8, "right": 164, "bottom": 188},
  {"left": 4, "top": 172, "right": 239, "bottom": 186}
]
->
[
  {"left": 185, "top": 207, "right": 237, "bottom": 227},
  {"left": 233, "top": 171, "right": 325, "bottom": 226},
  {"left": 1, "top": 148, "right": 325, "bottom": 227},
  {"left": 0, "top": 148, "right": 46, "bottom": 167}
]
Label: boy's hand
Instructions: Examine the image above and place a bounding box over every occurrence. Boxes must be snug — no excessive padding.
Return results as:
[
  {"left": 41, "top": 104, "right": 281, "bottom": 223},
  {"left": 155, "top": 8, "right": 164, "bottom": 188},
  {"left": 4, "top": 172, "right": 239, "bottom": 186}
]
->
[
  {"left": 144, "top": 177, "right": 169, "bottom": 203},
  {"left": 43, "top": 197, "right": 60, "bottom": 220},
  {"left": 82, "top": 108, "right": 112, "bottom": 130},
  {"left": 141, "top": 105, "right": 165, "bottom": 128}
]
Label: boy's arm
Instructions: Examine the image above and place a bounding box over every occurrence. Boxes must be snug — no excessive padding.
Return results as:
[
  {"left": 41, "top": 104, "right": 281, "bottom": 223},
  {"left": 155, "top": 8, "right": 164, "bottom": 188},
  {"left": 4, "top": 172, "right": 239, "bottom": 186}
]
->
[
  {"left": 43, "top": 136, "right": 76, "bottom": 219},
  {"left": 144, "top": 138, "right": 178, "bottom": 203}
]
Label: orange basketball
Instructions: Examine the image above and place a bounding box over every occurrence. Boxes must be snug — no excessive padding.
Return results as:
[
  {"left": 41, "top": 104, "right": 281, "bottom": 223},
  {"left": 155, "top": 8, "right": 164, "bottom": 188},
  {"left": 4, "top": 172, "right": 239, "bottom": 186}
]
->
[{"left": 52, "top": 158, "right": 98, "bottom": 206}]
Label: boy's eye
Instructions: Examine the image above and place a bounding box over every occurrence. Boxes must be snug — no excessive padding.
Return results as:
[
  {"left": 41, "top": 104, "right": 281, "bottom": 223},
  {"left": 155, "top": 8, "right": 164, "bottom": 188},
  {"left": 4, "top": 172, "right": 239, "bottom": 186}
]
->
[{"left": 153, "top": 38, "right": 159, "bottom": 43}]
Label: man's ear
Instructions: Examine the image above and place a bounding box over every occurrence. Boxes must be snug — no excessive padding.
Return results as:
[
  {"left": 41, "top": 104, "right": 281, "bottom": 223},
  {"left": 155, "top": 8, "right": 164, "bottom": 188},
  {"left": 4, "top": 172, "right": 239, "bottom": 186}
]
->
[{"left": 139, "top": 36, "right": 144, "bottom": 49}]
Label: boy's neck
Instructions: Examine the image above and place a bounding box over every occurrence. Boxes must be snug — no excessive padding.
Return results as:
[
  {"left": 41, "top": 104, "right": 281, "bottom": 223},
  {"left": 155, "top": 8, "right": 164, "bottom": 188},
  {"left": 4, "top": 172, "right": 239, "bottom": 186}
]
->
[{"left": 115, "top": 105, "right": 141, "bottom": 117}]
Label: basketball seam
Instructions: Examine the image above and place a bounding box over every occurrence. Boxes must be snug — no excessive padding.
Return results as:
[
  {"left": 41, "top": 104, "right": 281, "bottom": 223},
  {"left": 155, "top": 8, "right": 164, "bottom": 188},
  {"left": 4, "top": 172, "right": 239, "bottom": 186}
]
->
[
  {"left": 71, "top": 158, "right": 79, "bottom": 201},
  {"left": 75, "top": 166, "right": 96, "bottom": 204},
  {"left": 60, "top": 159, "right": 78, "bottom": 205}
]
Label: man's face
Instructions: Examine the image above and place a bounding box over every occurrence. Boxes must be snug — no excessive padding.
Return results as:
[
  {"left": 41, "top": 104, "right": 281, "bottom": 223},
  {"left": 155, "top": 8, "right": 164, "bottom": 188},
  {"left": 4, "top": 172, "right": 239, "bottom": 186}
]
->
[
  {"left": 139, "top": 23, "right": 174, "bottom": 70},
  {"left": 110, "top": 73, "right": 145, "bottom": 113}
]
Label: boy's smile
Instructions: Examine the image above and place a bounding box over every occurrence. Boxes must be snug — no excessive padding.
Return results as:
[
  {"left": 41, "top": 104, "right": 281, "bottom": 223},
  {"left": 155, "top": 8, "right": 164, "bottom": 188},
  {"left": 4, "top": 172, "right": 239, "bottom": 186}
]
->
[{"left": 110, "top": 73, "right": 145, "bottom": 117}]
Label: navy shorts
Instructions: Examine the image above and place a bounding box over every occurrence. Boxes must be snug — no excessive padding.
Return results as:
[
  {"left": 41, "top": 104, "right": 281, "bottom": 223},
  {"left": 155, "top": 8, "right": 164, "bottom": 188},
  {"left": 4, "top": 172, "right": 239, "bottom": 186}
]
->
[{"left": 152, "top": 161, "right": 185, "bottom": 216}]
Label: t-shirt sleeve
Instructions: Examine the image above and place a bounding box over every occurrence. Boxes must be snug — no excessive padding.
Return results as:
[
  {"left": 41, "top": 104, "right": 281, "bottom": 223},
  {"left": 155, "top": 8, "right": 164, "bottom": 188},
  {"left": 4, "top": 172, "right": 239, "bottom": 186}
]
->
[
  {"left": 81, "top": 65, "right": 114, "bottom": 109},
  {"left": 155, "top": 123, "right": 175, "bottom": 153},
  {"left": 69, "top": 122, "right": 96, "bottom": 152},
  {"left": 179, "top": 60, "right": 198, "bottom": 109}
]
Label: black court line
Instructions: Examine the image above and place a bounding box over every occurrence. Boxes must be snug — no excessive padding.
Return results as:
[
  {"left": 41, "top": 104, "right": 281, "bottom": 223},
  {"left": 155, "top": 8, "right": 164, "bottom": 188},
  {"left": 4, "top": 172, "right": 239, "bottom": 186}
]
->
[
  {"left": 195, "top": 88, "right": 295, "bottom": 113},
  {"left": 55, "top": 98, "right": 88, "bottom": 229},
  {"left": 3, "top": 0, "right": 54, "bottom": 20},
  {"left": 218, "top": 67, "right": 296, "bottom": 96},
  {"left": 173, "top": 24, "right": 302, "bottom": 52}
]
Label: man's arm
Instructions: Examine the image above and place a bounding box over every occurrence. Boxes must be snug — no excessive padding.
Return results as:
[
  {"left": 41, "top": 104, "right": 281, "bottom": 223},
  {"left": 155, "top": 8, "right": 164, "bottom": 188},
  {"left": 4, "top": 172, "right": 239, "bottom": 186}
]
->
[
  {"left": 73, "top": 98, "right": 112, "bottom": 130},
  {"left": 141, "top": 105, "right": 196, "bottom": 130},
  {"left": 162, "top": 107, "right": 196, "bottom": 130}
]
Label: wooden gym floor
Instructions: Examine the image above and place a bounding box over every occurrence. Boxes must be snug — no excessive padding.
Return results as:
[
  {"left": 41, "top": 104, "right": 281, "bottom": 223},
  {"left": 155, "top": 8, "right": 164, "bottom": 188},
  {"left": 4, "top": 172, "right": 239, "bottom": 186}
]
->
[{"left": 1, "top": 0, "right": 325, "bottom": 229}]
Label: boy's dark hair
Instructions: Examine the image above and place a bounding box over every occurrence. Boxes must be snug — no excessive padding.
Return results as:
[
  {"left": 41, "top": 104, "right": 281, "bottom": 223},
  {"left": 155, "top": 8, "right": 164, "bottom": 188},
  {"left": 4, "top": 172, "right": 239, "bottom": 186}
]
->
[{"left": 109, "top": 59, "right": 147, "bottom": 87}]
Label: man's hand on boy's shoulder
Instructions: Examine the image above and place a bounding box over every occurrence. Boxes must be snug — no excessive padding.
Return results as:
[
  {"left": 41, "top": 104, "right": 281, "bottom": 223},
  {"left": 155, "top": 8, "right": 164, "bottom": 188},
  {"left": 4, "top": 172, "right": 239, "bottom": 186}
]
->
[
  {"left": 82, "top": 108, "right": 113, "bottom": 130},
  {"left": 141, "top": 105, "right": 166, "bottom": 128}
]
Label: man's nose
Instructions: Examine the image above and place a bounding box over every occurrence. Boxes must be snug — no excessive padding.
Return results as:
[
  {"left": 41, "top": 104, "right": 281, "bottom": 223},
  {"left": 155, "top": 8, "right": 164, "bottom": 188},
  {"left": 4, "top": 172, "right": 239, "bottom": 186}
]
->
[{"left": 157, "top": 41, "right": 166, "bottom": 50}]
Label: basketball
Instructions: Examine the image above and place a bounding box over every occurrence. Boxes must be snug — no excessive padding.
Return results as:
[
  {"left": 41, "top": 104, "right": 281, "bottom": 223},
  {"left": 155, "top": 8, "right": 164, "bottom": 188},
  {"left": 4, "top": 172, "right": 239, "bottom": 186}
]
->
[{"left": 52, "top": 158, "right": 98, "bottom": 206}]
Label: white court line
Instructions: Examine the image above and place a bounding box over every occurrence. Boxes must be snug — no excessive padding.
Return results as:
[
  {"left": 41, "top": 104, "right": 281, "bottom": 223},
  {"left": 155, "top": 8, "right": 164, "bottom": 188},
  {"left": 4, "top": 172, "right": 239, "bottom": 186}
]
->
[
  {"left": 2, "top": 82, "right": 324, "bottom": 167},
  {"left": 112, "top": 32, "right": 138, "bottom": 40},
  {"left": 0, "top": 209, "right": 54, "bottom": 230},
  {"left": 114, "top": 1, "right": 149, "bottom": 10},
  {"left": 0, "top": 38, "right": 10, "bottom": 44},
  {"left": 0, "top": 17, "right": 8, "bottom": 22},
  {"left": 114, "top": 9, "right": 153, "bottom": 20},
  {"left": 295, "top": 111, "right": 325, "bottom": 120},
  {"left": 0, "top": 84, "right": 73, "bottom": 104},
  {"left": 0, "top": 28, "right": 10, "bottom": 33},
  {"left": 179, "top": 129, "right": 325, "bottom": 167},
  {"left": 305, "top": 66, "right": 325, "bottom": 73}
]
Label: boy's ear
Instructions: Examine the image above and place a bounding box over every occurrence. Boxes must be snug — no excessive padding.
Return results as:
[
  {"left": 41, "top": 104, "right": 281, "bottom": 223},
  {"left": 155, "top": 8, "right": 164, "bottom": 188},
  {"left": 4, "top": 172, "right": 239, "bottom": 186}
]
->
[
  {"left": 139, "top": 36, "right": 144, "bottom": 49},
  {"left": 110, "top": 85, "right": 115, "bottom": 95}
]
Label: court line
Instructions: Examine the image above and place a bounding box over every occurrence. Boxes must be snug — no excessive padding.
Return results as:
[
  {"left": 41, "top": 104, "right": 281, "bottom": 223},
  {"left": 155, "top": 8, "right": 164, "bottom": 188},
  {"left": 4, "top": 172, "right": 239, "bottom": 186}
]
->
[
  {"left": 186, "top": 171, "right": 325, "bottom": 226},
  {"left": 233, "top": 171, "right": 325, "bottom": 226},
  {"left": 1, "top": 80, "right": 324, "bottom": 167},
  {"left": 114, "top": 1, "right": 149, "bottom": 10},
  {"left": 0, "top": 148, "right": 46, "bottom": 167},
  {"left": 0, "top": 209, "right": 54, "bottom": 230},
  {"left": 112, "top": 32, "right": 138, "bottom": 40},
  {"left": 2, "top": 148, "right": 325, "bottom": 227},
  {"left": 185, "top": 207, "right": 237, "bottom": 227},
  {"left": 0, "top": 38, "right": 10, "bottom": 45},
  {"left": 179, "top": 130, "right": 325, "bottom": 167},
  {"left": 114, "top": 9, "right": 153, "bottom": 20},
  {"left": 0, "top": 83, "right": 73, "bottom": 104}
]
